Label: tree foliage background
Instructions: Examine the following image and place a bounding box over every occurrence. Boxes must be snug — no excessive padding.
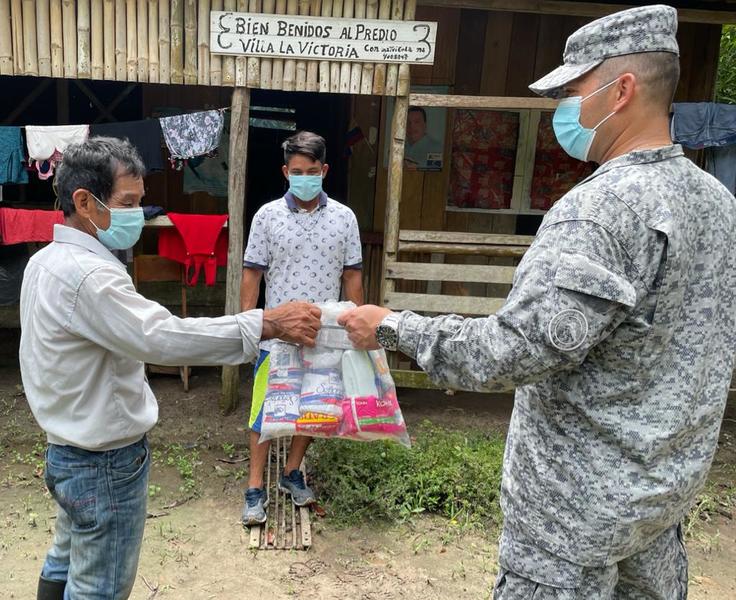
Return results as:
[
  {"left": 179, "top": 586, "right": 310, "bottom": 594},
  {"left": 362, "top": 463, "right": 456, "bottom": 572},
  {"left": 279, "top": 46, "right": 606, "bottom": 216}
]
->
[{"left": 716, "top": 25, "right": 736, "bottom": 104}]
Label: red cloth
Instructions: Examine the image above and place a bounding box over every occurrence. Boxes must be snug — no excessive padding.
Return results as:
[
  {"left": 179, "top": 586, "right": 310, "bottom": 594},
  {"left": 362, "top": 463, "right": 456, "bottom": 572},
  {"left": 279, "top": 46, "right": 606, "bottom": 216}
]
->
[
  {"left": 158, "top": 213, "right": 228, "bottom": 286},
  {"left": 0, "top": 208, "right": 64, "bottom": 244}
]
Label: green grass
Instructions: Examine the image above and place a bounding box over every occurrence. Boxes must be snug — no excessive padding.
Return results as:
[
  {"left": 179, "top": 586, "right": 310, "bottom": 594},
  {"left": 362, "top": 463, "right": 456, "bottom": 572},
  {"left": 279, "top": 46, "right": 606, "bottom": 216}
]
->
[{"left": 310, "top": 421, "right": 505, "bottom": 529}]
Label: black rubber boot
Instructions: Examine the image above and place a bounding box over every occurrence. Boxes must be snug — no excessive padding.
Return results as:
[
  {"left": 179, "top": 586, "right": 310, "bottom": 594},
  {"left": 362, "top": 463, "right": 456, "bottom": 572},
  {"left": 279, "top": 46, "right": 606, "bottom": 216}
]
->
[{"left": 37, "top": 577, "right": 66, "bottom": 600}]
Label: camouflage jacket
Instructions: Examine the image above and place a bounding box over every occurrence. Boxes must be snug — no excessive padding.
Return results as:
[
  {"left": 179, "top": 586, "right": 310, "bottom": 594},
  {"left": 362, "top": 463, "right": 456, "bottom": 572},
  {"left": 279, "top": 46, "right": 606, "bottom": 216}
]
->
[{"left": 397, "top": 145, "right": 736, "bottom": 571}]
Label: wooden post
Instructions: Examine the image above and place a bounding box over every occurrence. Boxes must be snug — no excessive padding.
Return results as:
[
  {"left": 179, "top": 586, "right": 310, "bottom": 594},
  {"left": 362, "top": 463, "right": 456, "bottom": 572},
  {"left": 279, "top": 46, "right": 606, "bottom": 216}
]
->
[
  {"left": 184, "top": 0, "right": 197, "bottom": 84},
  {"left": 197, "top": 0, "right": 210, "bottom": 85},
  {"left": 317, "top": 0, "right": 331, "bottom": 92},
  {"left": 305, "top": 0, "right": 320, "bottom": 92},
  {"left": 0, "top": 0, "right": 12, "bottom": 75},
  {"left": 295, "top": 0, "right": 309, "bottom": 91},
  {"left": 270, "top": 0, "right": 285, "bottom": 89},
  {"left": 78, "top": 0, "right": 91, "bottom": 78},
  {"left": 21, "top": 0, "right": 38, "bottom": 76},
  {"left": 361, "top": 0, "right": 377, "bottom": 94},
  {"left": 159, "top": 0, "right": 170, "bottom": 83},
  {"left": 103, "top": 0, "right": 115, "bottom": 79},
  {"left": 329, "top": 0, "right": 341, "bottom": 93},
  {"left": 114, "top": 0, "right": 126, "bottom": 80},
  {"left": 350, "top": 0, "right": 364, "bottom": 94},
  {"left": 372, "top": 0, "right": 389, "bottom": 94},
  {"left": 397, "top": 0, "right": 414, "bottom": 96},
  {"left": 210, "top": 0, "right": 223, "bottom": 85},
  {"left": 339, "top": 0, "right": 352, "bottom": 93},
  {"left": 223, "top": 0, "right": 237, "bottom": 85},
  {"left": 148, "top": 0, "right": 159, "bottom": 82},
  {"left": 282, "top": 0, "right": 297, "bottom": 91},
  {"left": 171, "top": 0, "right": 184, "bottom": 83},
  {"left": 50, "top": 0, "right": 62, "bottom": 77},
  {"left": 381, "top": 94, "right": 408, "bottom": 304},
  {"left": 125, "top": 0, "right": 137, "bottom": 80},
  {"left": 36, "top": 0, "right": 51, "bottom": 77},
  {"left": 234, "top": 0, "right": 247, "bottom": 86},
  {"left": 259, "top": 0, "right": 274, "bottom": 88},
  {"left": 221, "top": 86, "right": 252, "bottom": 414},
  {"left": 136, "top": 0, "right": 148, "bottom": 82},
  {"left": 11, "top": 0, "right": 23, "bottom": 75},
  {"left": 91, "top": 0, "right": 104, "bottom": 79},
  {"left": 62, "top": 0, "right": 77, "bottom": 78},
  {"left": 246, "top": 0, "right": 260, "bottom": 87},
  {"left": 384, "top": 0, "right": 403, "bottom": 95}
]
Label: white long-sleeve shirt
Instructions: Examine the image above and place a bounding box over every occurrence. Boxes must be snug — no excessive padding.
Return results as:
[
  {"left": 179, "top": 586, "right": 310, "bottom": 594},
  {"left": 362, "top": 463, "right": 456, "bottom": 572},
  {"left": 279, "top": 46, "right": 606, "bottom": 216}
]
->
[{"left": 20, "top": 225, "right": 262, "bottom": 451}]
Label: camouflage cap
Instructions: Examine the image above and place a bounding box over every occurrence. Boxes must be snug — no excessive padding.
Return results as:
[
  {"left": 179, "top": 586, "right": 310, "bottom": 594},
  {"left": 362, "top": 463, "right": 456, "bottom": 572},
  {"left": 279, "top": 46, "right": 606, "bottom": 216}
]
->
[{"left": 529, "top": 4, "right": 679, "bottom": 98}]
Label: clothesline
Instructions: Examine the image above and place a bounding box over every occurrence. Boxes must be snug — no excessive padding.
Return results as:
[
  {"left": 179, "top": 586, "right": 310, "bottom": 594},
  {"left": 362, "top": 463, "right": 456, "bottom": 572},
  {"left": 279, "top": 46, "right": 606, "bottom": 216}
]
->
[
  {"left": 13, "top": 107, "right": 231, "bottom": 129},
  {"left": 1, "top": 107, "right": 229, "bottom": 183}
]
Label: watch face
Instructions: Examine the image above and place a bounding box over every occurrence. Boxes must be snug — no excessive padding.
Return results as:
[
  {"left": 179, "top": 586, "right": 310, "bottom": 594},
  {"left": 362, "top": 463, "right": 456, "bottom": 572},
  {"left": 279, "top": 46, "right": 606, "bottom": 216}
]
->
[{"left": 377, "top": 324, "right": 398, "bottom": 350}]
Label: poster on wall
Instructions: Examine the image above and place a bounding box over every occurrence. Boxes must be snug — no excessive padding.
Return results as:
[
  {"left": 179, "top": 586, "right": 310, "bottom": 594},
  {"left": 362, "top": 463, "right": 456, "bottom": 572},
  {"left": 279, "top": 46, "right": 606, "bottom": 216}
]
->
[{"left": 384, "top": 85, "right": 447, "bottom": 172}]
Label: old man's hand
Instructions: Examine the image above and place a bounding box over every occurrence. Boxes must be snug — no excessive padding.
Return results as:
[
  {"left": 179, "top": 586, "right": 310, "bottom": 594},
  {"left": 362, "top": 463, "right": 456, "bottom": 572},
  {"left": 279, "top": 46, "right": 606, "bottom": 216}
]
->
[
  {"left": 338, "top": 305, "right": 391, "bottom": 350},
  {"left": 262, "top": 302, "right": 322, "bottom": 347}
]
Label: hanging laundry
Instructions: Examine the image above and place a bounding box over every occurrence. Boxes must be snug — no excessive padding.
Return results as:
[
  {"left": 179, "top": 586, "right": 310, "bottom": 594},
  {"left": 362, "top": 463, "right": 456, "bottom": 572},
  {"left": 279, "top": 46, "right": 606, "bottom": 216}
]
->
[
  {"left": 0, "top": 208, "right": 64, "bottom": 245},
  {"left": 671, "top": 103, "right": 736, "bottom": 149},
  {"left": 157, "top": 213, "right": 228, "bottom": 286},
  {"left": 90, "top": 119, "right": 165, "bottom": 172},
  {"left": 159, "top": 110, "right": 224, "bottom": 170},
  {"left": 25, "top": 125, "right": 89, "bottom": 179},
  {"left": 0, "top": 127, "right": 28, "bottom": 185}
]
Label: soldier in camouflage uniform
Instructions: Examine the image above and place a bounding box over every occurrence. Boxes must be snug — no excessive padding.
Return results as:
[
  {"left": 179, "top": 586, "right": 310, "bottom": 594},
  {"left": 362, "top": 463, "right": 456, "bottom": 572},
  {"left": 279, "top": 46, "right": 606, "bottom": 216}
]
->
[{"left": 339, "top": 4, "right": 736, "bottom": 599}]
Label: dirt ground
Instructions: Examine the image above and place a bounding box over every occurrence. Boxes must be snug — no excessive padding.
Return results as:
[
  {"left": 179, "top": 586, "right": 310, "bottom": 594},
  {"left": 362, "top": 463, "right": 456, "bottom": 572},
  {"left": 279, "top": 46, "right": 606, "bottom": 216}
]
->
[{"left": 1, "top": 364, "right": 735, "bottom": 600}]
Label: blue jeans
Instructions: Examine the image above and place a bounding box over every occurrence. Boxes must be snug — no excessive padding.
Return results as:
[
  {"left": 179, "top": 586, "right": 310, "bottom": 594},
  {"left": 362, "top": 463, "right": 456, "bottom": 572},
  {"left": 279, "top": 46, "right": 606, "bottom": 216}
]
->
[{"left": 42, "top": 437, "right": 150, "bottom": 599}]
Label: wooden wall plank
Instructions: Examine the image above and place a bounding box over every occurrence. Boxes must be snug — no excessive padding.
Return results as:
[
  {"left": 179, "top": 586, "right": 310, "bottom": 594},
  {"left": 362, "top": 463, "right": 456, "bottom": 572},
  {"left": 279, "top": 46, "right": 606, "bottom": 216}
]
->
[
  {"left": 36, "top": 0, "right": 51, "bottom": 77},
  {"left": 50, "top": 0, "right": 63, "bottom": 77},
  {"left": 481, "top": 11, "right": 513, "bottom": 95},
  {"left": 148, "top": 0, "right": 160, "bottom": 83},
  {"left": 171, "top": 0, "right": 185, "bottom": 83},
  {"left": 223, "top": 0, "right": 237, "bottom": 84},
  {"left": 62, "top": 0, "right": 77, "bottom": 77},
  {"left": 159, "top": 0, "right": 171, "bottom": 83},
  {"left": 184, "top": 0, "right": 197, "bottom": 84},
  {"left": 136, "top": 0, "right": 148, "bottom": 81}
]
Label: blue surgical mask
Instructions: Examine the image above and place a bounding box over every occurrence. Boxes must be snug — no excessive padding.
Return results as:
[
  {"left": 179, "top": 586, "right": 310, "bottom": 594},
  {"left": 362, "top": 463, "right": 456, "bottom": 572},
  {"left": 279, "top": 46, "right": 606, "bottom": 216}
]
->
[
  {"left": 552, "top": 79, "right": 619, "bottom": 161},
  {"left": 88, "top": 194, "right": 144, "bottom": 250},
  {"left": 289, "top": 175, "right": 323, "bottom": 202}
]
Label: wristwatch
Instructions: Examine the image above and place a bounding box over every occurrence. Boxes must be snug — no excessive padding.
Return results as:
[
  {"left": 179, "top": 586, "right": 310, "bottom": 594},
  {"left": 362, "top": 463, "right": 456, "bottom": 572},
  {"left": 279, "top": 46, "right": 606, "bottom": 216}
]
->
[{"left": 375, "top": 312, "right": 401, "bottom": 352}]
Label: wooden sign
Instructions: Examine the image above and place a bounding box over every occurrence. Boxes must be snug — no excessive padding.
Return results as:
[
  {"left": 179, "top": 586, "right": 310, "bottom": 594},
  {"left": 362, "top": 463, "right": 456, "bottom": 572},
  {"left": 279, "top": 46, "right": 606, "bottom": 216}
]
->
[{"left": 210, "top": 12, "right": 437, "bottom": 65}]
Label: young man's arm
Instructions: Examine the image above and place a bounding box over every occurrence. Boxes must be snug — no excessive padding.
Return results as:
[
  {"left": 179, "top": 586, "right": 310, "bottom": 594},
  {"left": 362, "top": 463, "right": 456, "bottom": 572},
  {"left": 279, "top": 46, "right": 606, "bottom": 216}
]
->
[
  {"left": 240, "top": 268, "right": 264, "bottom": 311},
  {"left": 241, "top": 206, "right": 270, "bottom": 312},
  {"left": 341, "top": 268, "right": 364, "bottom": 306}
]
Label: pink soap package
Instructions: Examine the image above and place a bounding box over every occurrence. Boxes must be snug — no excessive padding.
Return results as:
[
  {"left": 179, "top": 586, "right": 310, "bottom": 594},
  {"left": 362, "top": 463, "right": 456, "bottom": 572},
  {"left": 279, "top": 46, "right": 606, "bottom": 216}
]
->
[{"left": 259, "top": 301, "right": 410, "bottom": 448}]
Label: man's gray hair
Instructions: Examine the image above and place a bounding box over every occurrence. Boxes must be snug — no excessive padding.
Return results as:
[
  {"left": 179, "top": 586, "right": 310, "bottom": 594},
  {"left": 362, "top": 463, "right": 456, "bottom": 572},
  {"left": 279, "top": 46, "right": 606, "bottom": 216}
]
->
[
  {"left": 55, "top": 136, "right": 146, "bottom": 217},
  {"left": 282, "top": 131, "right": 327, "bottom": 165}
]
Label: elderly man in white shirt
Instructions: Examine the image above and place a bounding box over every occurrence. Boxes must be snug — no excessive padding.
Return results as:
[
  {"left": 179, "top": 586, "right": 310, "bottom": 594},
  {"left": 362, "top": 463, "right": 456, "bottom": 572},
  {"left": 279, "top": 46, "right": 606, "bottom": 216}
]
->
[{"left": 20, "top": 136, "right": 321, "bottom": 600}]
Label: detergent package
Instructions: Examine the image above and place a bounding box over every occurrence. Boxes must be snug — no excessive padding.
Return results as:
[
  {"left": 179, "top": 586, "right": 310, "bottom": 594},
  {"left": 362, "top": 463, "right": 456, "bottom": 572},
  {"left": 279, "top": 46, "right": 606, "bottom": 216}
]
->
[{"left": 259, "top": 301, "right": 410, "bottom": 447}]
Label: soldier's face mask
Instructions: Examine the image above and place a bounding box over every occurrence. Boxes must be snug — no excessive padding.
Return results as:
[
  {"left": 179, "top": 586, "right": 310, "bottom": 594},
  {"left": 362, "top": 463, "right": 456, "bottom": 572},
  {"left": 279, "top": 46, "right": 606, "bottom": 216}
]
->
[{"left": 553, "top": 78, "right": 620, "bottom": 161}]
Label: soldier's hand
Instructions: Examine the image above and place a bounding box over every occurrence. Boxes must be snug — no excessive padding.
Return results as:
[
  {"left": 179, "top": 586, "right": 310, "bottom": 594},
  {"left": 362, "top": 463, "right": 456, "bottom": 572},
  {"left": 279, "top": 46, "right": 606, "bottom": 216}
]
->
[
  {"left": 262, "top": 302, "right": 322, "bottom": 347},
  {"left": 338, "top": 305, "right": 391, "bottom": 350}
]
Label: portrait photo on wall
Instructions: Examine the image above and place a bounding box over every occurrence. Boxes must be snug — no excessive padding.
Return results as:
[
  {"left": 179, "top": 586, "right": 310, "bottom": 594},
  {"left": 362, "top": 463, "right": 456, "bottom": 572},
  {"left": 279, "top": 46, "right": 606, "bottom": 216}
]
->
[{"left": 384, "top": 85, "right": 448, "bottom": 172}]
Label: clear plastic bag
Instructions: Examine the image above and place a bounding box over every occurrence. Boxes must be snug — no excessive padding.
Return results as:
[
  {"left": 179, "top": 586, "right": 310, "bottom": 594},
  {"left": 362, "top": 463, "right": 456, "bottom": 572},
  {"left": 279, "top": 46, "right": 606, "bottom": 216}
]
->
[{"left": 259, "top": 301, "right": 410, "bottom": 447}]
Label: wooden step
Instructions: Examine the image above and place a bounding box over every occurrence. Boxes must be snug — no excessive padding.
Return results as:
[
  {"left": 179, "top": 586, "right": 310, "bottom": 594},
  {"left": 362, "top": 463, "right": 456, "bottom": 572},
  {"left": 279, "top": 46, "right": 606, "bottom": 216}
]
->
[{"left": 248, "top": 437, "right": 312, "bottom": 551}]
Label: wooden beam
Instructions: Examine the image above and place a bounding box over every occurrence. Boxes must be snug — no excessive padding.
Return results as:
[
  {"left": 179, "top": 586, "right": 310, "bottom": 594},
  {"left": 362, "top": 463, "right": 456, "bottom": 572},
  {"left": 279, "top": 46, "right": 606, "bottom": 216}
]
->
[
  {"left": 399, "top": 229, "right": 535, "bottom": 245},
  {"left": 221, "top": 86, "right": 251, "bottom": 415},
  {"left": 409, "top": 93, "right": 558, "bottom": 110},
  {"left": 384, "top": 291, "right": 506, "bottom": 315},
  {"left": 386, "top": 261, "right": 517, "bottom": 284},
  {"left": 398, "top": 241, "right": 529, "bottom": 257},
  {"left": 417, "top": 0, "right": 736, "bottom": 25},
  {"left": 390, "top": 368, "right": 438, "bottom": 390}
]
